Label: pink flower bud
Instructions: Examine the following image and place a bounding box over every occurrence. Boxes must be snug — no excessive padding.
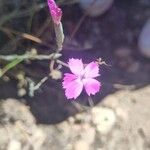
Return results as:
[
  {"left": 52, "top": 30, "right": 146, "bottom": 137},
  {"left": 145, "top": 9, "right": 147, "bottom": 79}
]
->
[{"left": 47, "top": 0, "right": 62, "bottom": 25}]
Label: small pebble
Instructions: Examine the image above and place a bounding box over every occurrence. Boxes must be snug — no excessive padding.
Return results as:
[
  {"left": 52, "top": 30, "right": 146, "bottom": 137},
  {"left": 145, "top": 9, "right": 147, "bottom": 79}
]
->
[
  {"left": 138, "top": 19, "right": 150, "bottom": 58},
  {"left": 50, "top": 69, "right": 62, "bottom": 80},
  {"left": 92, "top": 107, "right": 116, "bottom": 135},
  {"left": 79, "top": 0, "right": 114, "bottom": 17},
  {"left": 7, "top": 140, "right": 21, "bottom": 150},
  {"left": 18, "top": 88, "right": 26, "bottom": 97}
]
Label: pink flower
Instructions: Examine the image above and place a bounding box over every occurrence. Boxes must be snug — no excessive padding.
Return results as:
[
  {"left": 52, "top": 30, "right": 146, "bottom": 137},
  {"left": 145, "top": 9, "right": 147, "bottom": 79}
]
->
[
  {"left": 62, "top": 58, "right": 101, "bottom": 99},
  {"left": 47, "top": 0, "right": 62, "bottom": 25}
]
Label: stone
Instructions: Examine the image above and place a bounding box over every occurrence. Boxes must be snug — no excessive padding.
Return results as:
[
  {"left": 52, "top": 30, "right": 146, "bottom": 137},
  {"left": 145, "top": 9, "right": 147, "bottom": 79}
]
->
[
  {"left": 1, "top": 99, "right": 35, "bottom": 125},
  {"left": 81, "top": 124, "right": 96, "bottom": 145},
  {"left": 74, "top": 140, "right": 89, "bottom": 150},
  {"left": 0, "top": 99, "right": 46, "bottom": 150},
  {"left": 138, "top": 19, "right": 150, "bottom": 58},
  {"left": 79, "top": 0, "right": 114, "bottom": 17},
  {"left": 92, "top": 107, "right": 116, "bottom": 135},
  {"left": 7, "top": 140, "right": 21, "bottom": 150},
  {"left": 1, "top": 85, "right": 150, "bottom": 150},
  {"left": 102, "top": 95, "right": 119, "bottom": 108}
]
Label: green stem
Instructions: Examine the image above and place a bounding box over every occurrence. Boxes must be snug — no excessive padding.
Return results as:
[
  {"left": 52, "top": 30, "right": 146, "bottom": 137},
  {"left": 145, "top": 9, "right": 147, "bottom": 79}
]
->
[{"left": 0, "top": 58, "right": 23, "bottom": 78}]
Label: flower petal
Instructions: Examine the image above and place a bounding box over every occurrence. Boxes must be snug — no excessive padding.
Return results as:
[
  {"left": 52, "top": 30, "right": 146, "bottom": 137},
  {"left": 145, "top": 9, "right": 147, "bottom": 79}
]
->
[
  {"left": 68, "top": 58, "right": 84, "bottom": 76},
  {"left": 62, "top": 73, "right": 77, "bottom": 88},
  {"left": 84, "top": 62, "right": 100, "bottom": 78},
  {"left": 83, "top": 78, "right": 101, "bottom": 96},
  {"left": 63, "top": 79, "right": 83, "bottom": 99}
]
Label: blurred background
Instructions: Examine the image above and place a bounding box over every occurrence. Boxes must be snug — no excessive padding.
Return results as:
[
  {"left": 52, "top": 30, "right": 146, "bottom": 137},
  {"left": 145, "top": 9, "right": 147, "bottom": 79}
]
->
[{"left": 0, "top": 0, "right": 150, "bottom": 150}]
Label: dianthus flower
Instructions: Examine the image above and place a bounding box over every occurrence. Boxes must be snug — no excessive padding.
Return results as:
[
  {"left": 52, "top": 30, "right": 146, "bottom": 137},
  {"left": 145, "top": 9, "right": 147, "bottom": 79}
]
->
[
  {"left": 63, "top": 58, "right": 101, "bottom": 99},
  {"left": 47, "top": 0, "right": 62, "bottom": 25}
]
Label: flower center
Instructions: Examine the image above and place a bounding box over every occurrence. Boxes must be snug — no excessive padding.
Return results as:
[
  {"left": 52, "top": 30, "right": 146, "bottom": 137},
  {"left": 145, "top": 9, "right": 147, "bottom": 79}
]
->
[{"left": 79, "top": 72, "right": 85, "bottom": 81}]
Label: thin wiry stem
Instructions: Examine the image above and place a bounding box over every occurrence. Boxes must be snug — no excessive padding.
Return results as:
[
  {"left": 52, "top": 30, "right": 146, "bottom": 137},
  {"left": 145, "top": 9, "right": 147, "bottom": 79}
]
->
[
  {"left": 56, "top": 59, "right": 69, "bottom": 67},
  {"left": 87, "top": 96, "right": 94, "bottom": 124},
  {"left": 0, "top": 53, "right": 62, "bottom": 61},
  {"left": 0, "top": 53, "right": 66, "bottom": 78},
  {"left": 28, "top": 76, "right": 49, "bottom": 97},
  {"left": 88, "top": 96, "right": 94, "bottom": 108}
]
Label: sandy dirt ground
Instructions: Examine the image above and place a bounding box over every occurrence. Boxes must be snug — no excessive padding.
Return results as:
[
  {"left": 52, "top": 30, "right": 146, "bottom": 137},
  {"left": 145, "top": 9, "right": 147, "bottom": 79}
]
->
[{"left": 0, "top": 0, "right": 150, "bottom": 149}]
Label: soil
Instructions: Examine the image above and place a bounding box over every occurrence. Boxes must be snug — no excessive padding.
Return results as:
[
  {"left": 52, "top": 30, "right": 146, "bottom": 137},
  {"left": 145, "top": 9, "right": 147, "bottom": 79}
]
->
[{"left": 0, "top": 0, "right": 150, "bottom": 150}]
